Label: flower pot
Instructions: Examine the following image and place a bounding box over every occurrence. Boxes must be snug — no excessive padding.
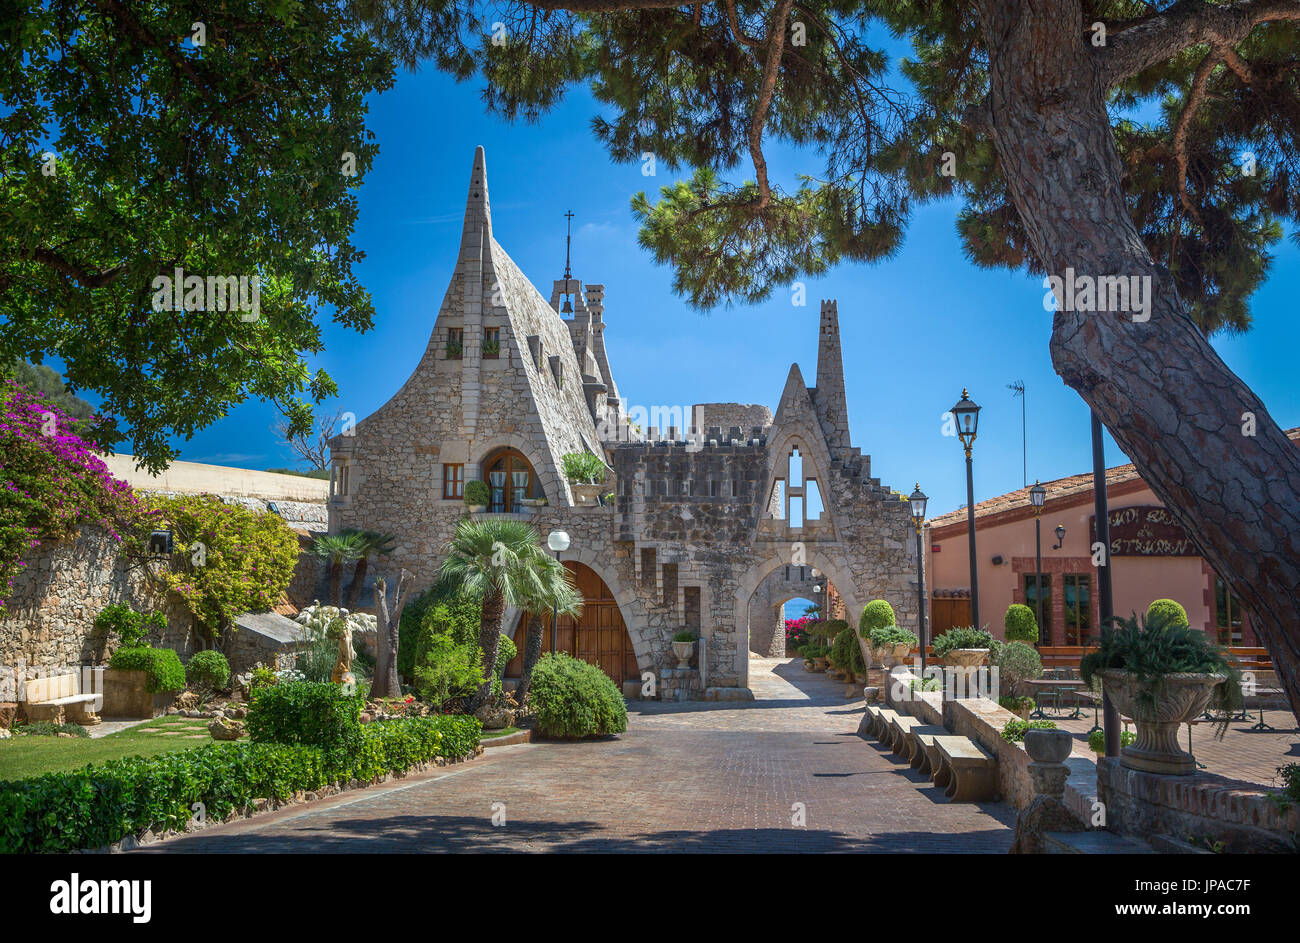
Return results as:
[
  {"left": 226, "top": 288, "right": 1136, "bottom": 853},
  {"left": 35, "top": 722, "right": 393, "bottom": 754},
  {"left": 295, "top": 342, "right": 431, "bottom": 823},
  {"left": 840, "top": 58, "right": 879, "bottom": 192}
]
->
[
  {"left": 671, "top": 640, "right": 695, "bottom": 669},
  {"left": 942, "top": 648, "right": 990, "bottom": 669},
  {"left": 1097, "top": 669, "right": 1227, "bottom": 775},
  {"left": 571, "top": 482, "right": 605, "bottom": 507},
  {"left": 880, "top": 643, "right": 911, "bottom": 668},
  {"left": 1024, "top": 727, "right": 1073, "bottom": 764}
]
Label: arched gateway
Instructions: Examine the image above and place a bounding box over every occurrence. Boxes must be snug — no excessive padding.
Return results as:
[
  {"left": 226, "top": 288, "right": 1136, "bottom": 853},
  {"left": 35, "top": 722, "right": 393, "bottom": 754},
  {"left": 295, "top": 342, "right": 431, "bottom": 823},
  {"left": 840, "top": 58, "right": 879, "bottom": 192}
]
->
[{"left": 328, "top": 147, "right": 918, "bottom": 701}]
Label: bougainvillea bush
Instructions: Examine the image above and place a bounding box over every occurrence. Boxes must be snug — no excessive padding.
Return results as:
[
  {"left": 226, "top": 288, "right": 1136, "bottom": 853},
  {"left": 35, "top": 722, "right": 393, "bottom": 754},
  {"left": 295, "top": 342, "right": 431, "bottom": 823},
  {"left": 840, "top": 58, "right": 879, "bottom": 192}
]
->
[
  {"left": 0, "top": 381, "right": 142, "bottom": 607},
  {"left": 784, "top": 616, "right": 820, "bottom": 650},
  {"left": 127, "top": 494, "right": 299, "bottom": 640}
]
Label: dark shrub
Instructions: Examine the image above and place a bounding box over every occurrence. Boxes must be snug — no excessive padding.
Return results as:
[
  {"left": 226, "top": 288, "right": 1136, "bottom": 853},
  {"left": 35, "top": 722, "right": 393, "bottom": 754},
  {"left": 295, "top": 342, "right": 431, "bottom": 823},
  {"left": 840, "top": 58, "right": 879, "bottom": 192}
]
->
[
  {"left": 186, "top": 650, "right": 230, "bottom": 691},
  {"left": 246, "top": 681, "right": 363, "bottom": 753},
  {"left": 830, "top": 627, "right": 866, "bottom": 675},
  {"left": 530, "top": 652, "right": 627, "bottom": 738},
  {"left": 108, "top": 646, "right": 186, "bottom": 693},
  {"left": 398, "top": 585, "right": 481, "bottom": 681},
  {"left": 94, "top": 603, "right": 165, "bottom": 648}
]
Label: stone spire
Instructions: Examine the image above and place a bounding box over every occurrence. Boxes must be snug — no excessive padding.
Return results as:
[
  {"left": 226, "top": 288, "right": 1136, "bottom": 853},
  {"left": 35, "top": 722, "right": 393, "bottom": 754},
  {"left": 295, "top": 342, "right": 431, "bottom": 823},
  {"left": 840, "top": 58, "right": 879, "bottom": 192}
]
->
[
  {"left": 813, "top": 299, "right": 850, "bottom": 456},
  {"left": 458, "top": 147, "right": 492, "bottom": 436},
  {"left": 459, "top": 145, "right": 492, "bottom": 250}
]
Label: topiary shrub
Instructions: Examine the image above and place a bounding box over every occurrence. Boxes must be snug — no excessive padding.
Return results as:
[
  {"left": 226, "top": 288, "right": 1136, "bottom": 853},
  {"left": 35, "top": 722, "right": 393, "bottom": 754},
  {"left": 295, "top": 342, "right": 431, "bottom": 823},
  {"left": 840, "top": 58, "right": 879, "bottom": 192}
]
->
[
  {"left": 464, "top": 480, "right": 491, "bottom": 507},
  {"left": 993, "top": 640, "right": 1043, "bottom": 695},
  {"left": 858, "top": 599, "right": 896, "bottom": 636},
  {"left": 830, "top": 626, "right": 866, "bottom": 675},
  {"left": 186, "top": 650, "right": 230, "bottom": 691},
  {"left": 107, "top": 646, "right": 186, "bottom": 693},
  {"left": 1145, "top": 598, "right": 1189, "bottom": 629},
  {"left": 1003, "top": 603, "right": 1039, "bottom": 644},
  {"left": 529, "top": 652, "right": 627, "bottom": 738},
  {"left": 246, "top": 681, "right": 364, "bottom": 754}
]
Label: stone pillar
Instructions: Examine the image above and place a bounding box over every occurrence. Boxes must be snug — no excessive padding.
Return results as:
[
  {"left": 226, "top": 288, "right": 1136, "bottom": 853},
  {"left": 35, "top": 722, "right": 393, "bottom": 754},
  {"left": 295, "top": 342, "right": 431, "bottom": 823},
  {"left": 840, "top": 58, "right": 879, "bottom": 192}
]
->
[{"left": 1010, "top": 728, "right": 1086, "bottom": 853}]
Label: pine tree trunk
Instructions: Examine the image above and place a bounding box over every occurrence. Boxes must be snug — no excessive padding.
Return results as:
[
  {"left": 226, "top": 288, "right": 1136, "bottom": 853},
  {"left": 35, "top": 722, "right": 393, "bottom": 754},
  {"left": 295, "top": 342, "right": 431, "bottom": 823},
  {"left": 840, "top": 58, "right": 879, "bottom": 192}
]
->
[
  {"left": 515, "top": 612, "right": 546, "bottom": 705},
  {"left": 978, "top": 0, "right": 1300, "bottom": 719},
  {"left": 468, "top": 587, "right": 505, "bottom": 712},
  {"left": 345, "top": 555, "right": 369, "bottom": 610}
]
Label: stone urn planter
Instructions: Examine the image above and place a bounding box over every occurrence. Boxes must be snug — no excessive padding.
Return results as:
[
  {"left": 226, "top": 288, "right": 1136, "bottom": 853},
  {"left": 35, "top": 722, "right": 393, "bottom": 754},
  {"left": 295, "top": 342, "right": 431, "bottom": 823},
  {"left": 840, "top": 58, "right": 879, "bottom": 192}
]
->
[
  {"left": 1024, "top": 727, "right": 1074, "bottom": 764},
  {"left": 1097, "top": 669, "right": 1228, "bottom": 775},
  {"left": 570, "top": 482, "right": 606, "bottom": 507},
  {"left": 942, "top": 648, "right": 990, "bottom": 669},
  {"left": 880, "top": 643, "right": 911, "bottom": 668},
  {"left": 671, "top": 639, "right": 695, "bottom": 669}
]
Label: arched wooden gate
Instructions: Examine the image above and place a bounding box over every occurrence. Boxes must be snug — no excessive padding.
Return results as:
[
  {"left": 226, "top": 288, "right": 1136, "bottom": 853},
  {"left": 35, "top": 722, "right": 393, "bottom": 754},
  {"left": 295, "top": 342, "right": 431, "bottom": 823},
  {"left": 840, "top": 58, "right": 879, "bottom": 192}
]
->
[{"left": 503, "top": 561, "right": 638, "bottom": 684}]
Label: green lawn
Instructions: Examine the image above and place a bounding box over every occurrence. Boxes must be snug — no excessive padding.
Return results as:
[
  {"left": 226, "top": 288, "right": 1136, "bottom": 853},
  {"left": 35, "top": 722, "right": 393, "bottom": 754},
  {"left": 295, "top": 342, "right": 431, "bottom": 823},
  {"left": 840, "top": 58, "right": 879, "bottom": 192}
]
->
[
  {"left": 480, "top": 726, "right": 521, "bottom": 739},
  {"left": 0, "top": 715, "right": 219, "bottom": 781}
]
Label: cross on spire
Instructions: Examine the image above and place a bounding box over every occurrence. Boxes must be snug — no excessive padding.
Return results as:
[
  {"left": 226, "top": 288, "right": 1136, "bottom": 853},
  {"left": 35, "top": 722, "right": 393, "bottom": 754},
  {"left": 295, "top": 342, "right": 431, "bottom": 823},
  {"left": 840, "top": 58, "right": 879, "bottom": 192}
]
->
[{"left": 563, "top": 210, "right": 575, "bottom": 280}]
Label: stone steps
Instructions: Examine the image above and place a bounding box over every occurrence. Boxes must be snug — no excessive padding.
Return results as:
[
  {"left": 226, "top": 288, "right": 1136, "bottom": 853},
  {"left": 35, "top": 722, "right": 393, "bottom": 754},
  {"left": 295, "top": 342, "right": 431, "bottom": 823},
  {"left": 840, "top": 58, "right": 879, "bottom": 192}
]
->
[{"left": 1042, "top": 830, "right": 1159, "bottom": 854}]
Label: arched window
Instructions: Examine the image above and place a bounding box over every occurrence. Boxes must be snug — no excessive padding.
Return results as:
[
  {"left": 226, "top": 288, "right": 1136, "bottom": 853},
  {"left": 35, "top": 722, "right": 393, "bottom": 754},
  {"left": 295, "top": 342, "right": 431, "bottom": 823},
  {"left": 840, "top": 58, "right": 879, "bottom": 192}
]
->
[{"left": 483, "top": 449, "right": 537, "bottom": 513}]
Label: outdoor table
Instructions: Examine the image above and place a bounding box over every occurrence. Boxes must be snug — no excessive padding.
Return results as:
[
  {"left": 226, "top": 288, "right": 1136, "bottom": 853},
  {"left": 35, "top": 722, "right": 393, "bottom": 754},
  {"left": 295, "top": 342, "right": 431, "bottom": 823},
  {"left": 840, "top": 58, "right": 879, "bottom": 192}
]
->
[{"left": 1024, "top": 678, "right": 1086, "bottom": 719}]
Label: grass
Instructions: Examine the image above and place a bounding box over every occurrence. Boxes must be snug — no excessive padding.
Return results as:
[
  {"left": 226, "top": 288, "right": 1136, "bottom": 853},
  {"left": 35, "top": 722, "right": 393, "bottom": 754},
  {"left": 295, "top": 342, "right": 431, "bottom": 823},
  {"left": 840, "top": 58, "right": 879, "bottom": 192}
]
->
[
  {"left": 480, "top": 726, "right": 521, "bottom": 739},
  {"left": 0, "top": 715, "right": 219, "bottom": 781}
]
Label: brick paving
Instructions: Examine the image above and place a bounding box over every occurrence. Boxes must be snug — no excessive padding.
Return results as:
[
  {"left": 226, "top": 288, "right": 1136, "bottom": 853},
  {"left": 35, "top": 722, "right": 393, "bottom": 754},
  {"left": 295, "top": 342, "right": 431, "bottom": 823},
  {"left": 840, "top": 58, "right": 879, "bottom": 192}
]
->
[{"left": 136, "top": 658, "right": 1017, "bottom": 853}]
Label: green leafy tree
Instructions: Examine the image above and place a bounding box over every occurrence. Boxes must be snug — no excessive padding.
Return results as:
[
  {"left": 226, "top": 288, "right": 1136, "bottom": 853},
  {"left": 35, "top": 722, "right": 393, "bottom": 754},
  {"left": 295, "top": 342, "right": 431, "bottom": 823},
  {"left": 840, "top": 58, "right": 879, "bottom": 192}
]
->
[
  {"left": 360, "top": 0, "right": 1300, "bottom": 720},
  {"left": 1, "top": 2, "right": 395, "bottom": 472},
  {"left": 435, "top": 517, "right": 552, "bottom": 711}
]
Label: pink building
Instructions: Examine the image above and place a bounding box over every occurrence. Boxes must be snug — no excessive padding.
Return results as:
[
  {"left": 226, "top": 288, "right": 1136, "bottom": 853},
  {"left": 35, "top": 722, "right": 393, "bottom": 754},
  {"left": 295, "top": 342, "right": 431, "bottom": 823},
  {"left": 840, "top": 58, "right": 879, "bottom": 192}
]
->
[{"left": 925, "top": 429, "right": 1299, "bottom": 646}]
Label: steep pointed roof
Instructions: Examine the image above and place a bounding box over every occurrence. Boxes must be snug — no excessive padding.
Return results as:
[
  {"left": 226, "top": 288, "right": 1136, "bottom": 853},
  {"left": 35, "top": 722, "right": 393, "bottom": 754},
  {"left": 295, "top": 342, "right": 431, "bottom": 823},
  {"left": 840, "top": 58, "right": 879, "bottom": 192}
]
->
[{"left": 460, "top": 145, "right": 492, "bottom": 250}]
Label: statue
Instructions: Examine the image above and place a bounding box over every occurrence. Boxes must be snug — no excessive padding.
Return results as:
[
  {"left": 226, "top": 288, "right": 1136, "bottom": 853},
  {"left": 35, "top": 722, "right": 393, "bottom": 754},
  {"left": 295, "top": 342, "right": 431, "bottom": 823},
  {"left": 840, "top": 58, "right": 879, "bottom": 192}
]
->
[{"left": 330, "top": 616, "right": 356, "bottom": 687}]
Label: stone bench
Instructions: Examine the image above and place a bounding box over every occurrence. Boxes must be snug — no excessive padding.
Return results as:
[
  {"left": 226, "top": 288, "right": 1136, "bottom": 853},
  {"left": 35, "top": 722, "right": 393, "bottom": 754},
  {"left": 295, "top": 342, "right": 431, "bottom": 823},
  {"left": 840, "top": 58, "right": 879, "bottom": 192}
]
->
[
  {"left": 885, "top": 714, "right": 923, "bottom": 756},
  {"left": 935, "top": 736, "right": 998, "bottom": 802},
  {"left": 860, "top": 705, "right": 897, "bottom": 741},
  {"left": 906, "top": 725, "right": 949, "bottom": 772},
  {"left": 22, "top": 672, "right": 100, "bottom": 726}
]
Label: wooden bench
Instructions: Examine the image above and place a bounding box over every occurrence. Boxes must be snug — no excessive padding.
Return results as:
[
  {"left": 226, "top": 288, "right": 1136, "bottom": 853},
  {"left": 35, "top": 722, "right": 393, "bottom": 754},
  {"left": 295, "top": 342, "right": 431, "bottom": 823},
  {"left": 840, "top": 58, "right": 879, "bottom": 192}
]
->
[
  {"left": 934, "top": 737, "right": 997, "bottom": 802},
  {"left": 1228, "top": 647, "right": 1273, "bottom": 671},
  {"left": 906, "top": 725, "right": 948, "bottom": 772},
  {"left": 22, "top": 671, "right": 100, "bottom": 726},
  {"left": 886, "top": 714, "right": 923, "bottom": 755}
]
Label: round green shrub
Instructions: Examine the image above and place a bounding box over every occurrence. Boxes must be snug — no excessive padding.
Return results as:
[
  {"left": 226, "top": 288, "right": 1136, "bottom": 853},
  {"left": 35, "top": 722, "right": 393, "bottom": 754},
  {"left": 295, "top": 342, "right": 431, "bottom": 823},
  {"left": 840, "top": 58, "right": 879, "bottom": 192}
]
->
[
  {"left": 830, "top": 627, "right": 866, "bottom": 675},
  {"left": 464, "top": 480, "right": 491, "bottom": 506},
  {"left": 1145, "top": 598, "right": 1189, "bottom": 629},
  {"left": 859, "top": 599, "right": 896, "bottom": 635},
  {"left": 107, "top": 646, "right": 186, "bottom": 693},
  {"left": 530, "top": 652, "right": 628, "bottom": 738},
  {"left": 186, "top": 649, "right": 230, "bottom": 691},
  {"left": 1003, "top": 604, "right": 1039, "bottom": 644},
  {"left": 993, "top": 640, "right": 1043, "bottom": 692}
]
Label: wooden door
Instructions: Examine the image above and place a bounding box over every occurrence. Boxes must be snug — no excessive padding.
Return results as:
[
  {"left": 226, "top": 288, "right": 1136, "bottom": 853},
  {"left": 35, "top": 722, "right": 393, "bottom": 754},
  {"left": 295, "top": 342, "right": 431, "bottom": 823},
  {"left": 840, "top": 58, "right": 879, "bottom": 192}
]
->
[
  {"left": 930, "top": 597, "right": 972, "bottom": 635},
  {"left": 503, "top": 562, "right": 637, "bottom": 684}
]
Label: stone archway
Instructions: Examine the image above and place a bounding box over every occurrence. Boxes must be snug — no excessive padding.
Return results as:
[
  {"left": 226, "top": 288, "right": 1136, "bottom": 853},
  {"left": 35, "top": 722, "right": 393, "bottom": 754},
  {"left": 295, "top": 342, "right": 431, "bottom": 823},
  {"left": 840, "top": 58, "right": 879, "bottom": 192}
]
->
[{"left": 732, "top": 548, "right": 866, "bottom": 689}]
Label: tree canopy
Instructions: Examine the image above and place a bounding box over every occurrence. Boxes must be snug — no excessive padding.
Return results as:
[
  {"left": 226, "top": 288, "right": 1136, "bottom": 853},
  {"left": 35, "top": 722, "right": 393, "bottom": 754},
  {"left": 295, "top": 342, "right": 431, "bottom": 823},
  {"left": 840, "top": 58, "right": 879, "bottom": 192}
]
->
[{"left": 1, "top": 1, "right": 395, "bottom": 471}]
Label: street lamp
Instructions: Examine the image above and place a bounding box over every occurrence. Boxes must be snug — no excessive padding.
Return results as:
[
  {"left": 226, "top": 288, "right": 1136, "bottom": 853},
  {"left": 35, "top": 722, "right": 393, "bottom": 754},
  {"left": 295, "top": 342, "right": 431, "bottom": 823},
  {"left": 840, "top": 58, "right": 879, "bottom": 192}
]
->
[
  {"left": 1053, "top": 524, "right": 1066, "bottom": 550},
  {"left": 1029, "top": 480, "right": 1046, "bottom": 645},
  {"left": 951, "top": 388, "right": 981, "bottom": 629},
  {"left": 546, "top": 530, "right": 570, "bottom": 651},
  {"left": 909, "top": 484, "right": 928, "bottom": 671}
]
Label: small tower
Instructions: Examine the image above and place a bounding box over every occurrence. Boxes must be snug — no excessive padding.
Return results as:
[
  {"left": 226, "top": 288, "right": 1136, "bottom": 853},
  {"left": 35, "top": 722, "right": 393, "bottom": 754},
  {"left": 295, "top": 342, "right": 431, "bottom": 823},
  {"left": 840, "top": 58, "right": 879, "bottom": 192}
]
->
[{"left": 813, "top": 300, "right": 851, "bottom": 456}]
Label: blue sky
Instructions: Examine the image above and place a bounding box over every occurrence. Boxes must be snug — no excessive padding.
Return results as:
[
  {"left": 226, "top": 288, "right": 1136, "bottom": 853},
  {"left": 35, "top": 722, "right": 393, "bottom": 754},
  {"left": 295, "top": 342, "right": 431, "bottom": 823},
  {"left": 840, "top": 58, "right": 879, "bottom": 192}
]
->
[{"left": 142, "top": 62, "right": 1299, "bottom": 520}]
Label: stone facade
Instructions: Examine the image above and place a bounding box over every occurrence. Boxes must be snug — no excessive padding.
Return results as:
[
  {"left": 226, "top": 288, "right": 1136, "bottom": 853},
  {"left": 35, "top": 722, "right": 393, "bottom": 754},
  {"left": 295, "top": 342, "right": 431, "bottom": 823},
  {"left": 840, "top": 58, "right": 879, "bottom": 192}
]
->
[{"left": 329, "top": 148, "right": 920, "bottom": 696}]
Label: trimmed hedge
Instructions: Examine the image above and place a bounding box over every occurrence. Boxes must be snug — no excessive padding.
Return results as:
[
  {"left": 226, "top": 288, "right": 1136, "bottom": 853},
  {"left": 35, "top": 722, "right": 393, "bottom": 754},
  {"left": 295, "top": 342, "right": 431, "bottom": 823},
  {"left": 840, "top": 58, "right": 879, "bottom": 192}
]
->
[
  {"left": 0, "top": 714, "right": 481, "bottom": 854},
  {"left": 107, "top": 646, "right": 186, "bottom": 694},
  {"left": 1145, "top": 598, "right": 1190, "bottom": 629},
  {"left": 830, "top": 627, "right": 866, "bottom": 675},
  {"left": 530, "top": 652, "right": 627, "bottom": 738},
  {"left": 858, "top": 599, "right": 896, "bottom": 635},
  {"left": 246, "top": 681, "right": 363, "bottom": 754}
]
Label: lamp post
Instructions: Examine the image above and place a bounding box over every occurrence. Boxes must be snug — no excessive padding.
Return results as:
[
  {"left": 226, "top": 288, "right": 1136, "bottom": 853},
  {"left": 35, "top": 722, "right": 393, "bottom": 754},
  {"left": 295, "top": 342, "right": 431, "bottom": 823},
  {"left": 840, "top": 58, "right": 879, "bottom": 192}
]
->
[
  {"left": 1029, "top": 480, "right": 1046, "bottom": 645},
  {"left": 546, "top": 530, "right": 570, "bottom": 652},
  {"left": 951, "top": 389, "right": 981, "bottom": 629},
  {"left": 909, "top": 484, "right": 928, "bottom": 672}
]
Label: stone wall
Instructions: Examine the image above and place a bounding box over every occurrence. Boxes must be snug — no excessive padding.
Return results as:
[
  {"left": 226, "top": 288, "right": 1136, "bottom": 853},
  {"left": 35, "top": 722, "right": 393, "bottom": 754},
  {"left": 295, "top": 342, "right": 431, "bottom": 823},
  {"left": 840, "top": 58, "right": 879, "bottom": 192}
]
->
[{"left": 691, "top": 403, "right": 773, "bottom": 435}]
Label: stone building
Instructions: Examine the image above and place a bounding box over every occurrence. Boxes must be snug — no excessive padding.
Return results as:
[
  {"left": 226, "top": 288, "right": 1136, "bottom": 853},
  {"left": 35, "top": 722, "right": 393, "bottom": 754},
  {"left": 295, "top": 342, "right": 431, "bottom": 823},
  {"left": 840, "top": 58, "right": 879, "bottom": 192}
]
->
[{"left": 329, "top": 147, "right": 919, "bottom": 698}]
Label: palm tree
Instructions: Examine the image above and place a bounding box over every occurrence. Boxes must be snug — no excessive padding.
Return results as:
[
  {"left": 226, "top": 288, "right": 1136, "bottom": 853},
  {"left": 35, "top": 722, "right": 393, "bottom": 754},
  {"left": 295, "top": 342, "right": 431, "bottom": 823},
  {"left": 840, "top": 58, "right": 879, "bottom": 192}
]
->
[
  {"left": 310, "top": 532, "right": 365, "bottom": 606},
  {"left": 514, "top": 553, "right": 583, "bottom": 706},
  {"left": 436, "top": 517, "right": 549, "bottom": 712},
  {"left": 343, "top": 529, "right": 397, "bottom": 609}
]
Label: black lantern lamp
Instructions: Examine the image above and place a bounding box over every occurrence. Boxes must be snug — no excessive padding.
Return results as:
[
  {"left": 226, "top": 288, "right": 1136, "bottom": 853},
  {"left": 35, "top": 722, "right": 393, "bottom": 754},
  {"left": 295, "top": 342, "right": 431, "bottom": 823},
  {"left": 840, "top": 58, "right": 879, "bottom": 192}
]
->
[
  {"left": 951, "top": 388, "right": 981, "bottom": 455},
  {"left": 1054, "top": 524, "right": 1066, "bottom": 549},
  {"left": 909, "top": 484, "right": 929, "bottom": 671},
  {"left": 147, "top": 530, "right": 173, "bottom": 558},
  {"left": 952, "top": 388, "right": 982, "bottom": 630}
]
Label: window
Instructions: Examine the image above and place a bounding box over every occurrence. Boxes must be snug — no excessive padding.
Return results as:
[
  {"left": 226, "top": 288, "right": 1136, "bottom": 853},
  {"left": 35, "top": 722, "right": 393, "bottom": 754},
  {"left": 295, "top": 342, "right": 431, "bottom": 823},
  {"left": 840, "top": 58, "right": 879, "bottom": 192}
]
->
[
  {"left": 1023, "top": 574, "right": 1051, "bottom": 643},
  {"left": 446, "top": 327, "right": 463, "bottom": 360},
  {"left": 1214, "top": 576, "right": 1247, "bottom": 646},
  {"left": 1063, "top": 573, "right": 1092, "bottom": 645},
  {"left": 483, "top": 449, "right": 534, "bottom": 513},
  {"left": 482, "top": 326, "right": 501, "bottom": 359},
  {"left": 442, "top": 463, "right": 464, "bottom": 500},
  {"left": 336, "top": 465, "right": 350, "bottom": 497}
]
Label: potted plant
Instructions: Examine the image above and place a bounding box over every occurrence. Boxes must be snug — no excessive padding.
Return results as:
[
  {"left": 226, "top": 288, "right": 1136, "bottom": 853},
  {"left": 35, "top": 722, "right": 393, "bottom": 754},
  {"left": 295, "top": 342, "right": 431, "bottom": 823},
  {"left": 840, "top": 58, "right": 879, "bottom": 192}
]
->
[
  {"left": 932, "top": 626, "right": 997, "bottom": 668},
  {"left": 998, "top": 695, "right": 1036, "bottom": 721},
  {"left": 1081, "top": 614, "right": 1239, "bottom": 775},
  {"left": 868, "top": 624, "right": 919, "bottom": 668},
  {"left": 445, "top": 339, "right": 463, "bottom": 360},
  {"left": 1087, "top": 727, "right": 1137, "bottom": 754},
  {"left": 464, "top": 480, "right": 490, "bottom": 513},
  {"left": 561, "top": 451, "right": 608, "bottom": 506},
  {"left": 858, "top": 599, "right": 896, "bottom": 667},
  {"left": 671, "top": 631, "right": 697, "bottom": 669}
]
